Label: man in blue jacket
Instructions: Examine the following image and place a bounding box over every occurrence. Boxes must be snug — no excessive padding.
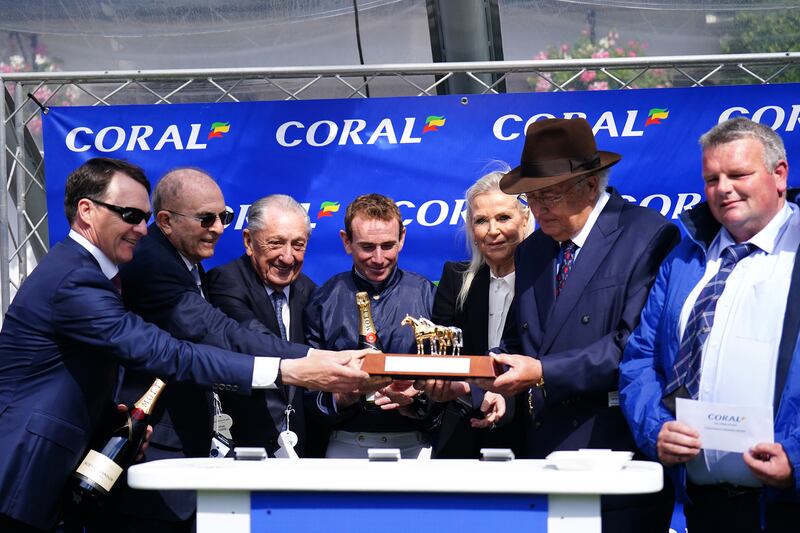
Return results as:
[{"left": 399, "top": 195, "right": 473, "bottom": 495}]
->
[
  {"left": 620, "top": 117, "right": 800, "bottom": 532},
  {"left": 304, "top": 193, "right": 439, "bottom": 458}
]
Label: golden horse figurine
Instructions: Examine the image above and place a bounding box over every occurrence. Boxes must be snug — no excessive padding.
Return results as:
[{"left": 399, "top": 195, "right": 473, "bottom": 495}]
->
[
  {"left": 401, "top": 315, "right": 438, "bottom": 354},
  {"left": 401, "top": 315, "right": 463, "bottom": 356}
]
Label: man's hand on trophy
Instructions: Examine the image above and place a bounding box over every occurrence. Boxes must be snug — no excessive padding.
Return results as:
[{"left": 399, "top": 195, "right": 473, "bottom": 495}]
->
[
  {"left": 468, "top": 353, "right": 542, "bottom": 397},
  {"left": 374, "top": 380, "right": 417, "bottom": 410},
  {"left": 280, "top": 350, "right": 372, "bottom": 392},
  {"left": 469, "top": 392, "right": 506, "bottom": 429},
  {"left": 412, "top": 379, "right": 469, "bottom": 402}
]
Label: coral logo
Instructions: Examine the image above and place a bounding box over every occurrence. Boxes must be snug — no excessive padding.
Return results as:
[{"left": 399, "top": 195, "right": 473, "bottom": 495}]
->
[
  {"left": 422, "top": 115, "right": 446, "bottom": 133},
  {"left": 645, "top": 108, "right": 669, "bottom": 126},
  {"left": 208, "top": 121, "right": 231, "bottom": 140},
  {"left": 317, "top": 201, "right": 340, "bottom": 220}
]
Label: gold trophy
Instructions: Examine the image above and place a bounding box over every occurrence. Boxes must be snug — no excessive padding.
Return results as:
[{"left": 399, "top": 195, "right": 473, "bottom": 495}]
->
[{"left": 360, "top": 313, "right": 499, "bottom": 379}]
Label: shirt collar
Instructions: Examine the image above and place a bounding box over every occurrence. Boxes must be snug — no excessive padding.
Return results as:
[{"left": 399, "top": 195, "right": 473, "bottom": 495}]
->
[
  {"left": 711, "top": 202, "right": 795, "bottom": 258},
  {"left": 178, "top": 253, "right": 196, "bottom": 272},
  {"left": 265, "top": 282, "right": 291, "bottom": 301},
  {"left": 68, "top": 229, "right": 118, "bottom": 280},
  {"left": 565, "top": 189, "right": 611, "bottom": 249},
  {"left": 352, "top": 265, "right": 398, "bottom": 294},
  {"left": 489, "top": 270, "right": 515, "bottom": 285}
]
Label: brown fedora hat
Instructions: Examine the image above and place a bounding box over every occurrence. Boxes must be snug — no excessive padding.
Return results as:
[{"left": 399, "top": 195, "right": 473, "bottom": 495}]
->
[{"left": 500, "top": 117, "right": 621, "bottom": 194}]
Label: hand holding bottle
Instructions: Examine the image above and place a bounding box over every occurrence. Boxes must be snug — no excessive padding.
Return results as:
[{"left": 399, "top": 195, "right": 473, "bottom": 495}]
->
[{"left": 116, "top": 403, "right": 153, "bottom": 462}]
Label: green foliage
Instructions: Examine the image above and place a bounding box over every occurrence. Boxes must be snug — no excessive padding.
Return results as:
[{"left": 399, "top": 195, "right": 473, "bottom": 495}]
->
[{"left": 720, "top": 10, "right": 800, "bottom": 84}]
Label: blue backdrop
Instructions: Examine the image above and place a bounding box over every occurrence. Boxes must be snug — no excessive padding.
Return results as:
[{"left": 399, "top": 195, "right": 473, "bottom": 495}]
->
[{"left": 42, "top": 83, "right": 800, "bottom": 284}]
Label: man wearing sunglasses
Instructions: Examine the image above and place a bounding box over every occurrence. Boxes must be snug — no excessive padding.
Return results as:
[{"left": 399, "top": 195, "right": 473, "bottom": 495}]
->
[
  {"left": 0, "top": 158, "right": 371, "bottom": 532},
  {"left": 108, "top": 168, "right": 378, "bottom": 532}
]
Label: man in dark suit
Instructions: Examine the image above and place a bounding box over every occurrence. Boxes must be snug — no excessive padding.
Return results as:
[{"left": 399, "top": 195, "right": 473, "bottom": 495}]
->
[
  {"left": 207, "top": 194, "right": 317, "bottom": 457},
  {"left": 0, "top": 158, "right": 369, "bottom": 532},
  {"left": 110, "top": 169, "right": 378, "bottom": 531},
  {"left": 476, "top": 118, "right": 680, "bottom": 533}
]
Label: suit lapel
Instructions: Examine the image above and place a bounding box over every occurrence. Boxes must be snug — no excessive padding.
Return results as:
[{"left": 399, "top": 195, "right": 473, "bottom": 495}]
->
[
  {"left": 540, "top": 193, "right": 623, "bottom": 354},
  {"left": 239, "top": 256, "right": 282, "bottom": 336},
  {"left": 284, "top": 281, "right": 312, "bottom": 406},
  {"left": 531, "top": 234, "right": 559, "bottom": 330},
  {"left": 465, "top": 265, "right": 490, "bottom": 354}
]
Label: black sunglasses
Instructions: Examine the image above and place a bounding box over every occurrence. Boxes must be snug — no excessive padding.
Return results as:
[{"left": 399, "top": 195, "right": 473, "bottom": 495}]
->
[
  {"left": 166, "top": 209, "right": 234, "bottom": 228},
  {"left": 87, "top": 198, "right": 151, "bottom": 225}
]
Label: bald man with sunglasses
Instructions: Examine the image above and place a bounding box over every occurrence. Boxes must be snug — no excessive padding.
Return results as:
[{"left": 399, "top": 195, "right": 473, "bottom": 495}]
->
[{"left": 105, "top": 168, "right": 376, "bottom": 532}]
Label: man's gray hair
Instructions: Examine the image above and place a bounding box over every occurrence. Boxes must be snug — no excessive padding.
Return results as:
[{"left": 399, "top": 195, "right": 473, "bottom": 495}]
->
[
  {"left": 700, "top": 117, "right": 786, "bottom": 171},
  {"left": 247, "top": 194, "right": 311, "bottom": 235}
]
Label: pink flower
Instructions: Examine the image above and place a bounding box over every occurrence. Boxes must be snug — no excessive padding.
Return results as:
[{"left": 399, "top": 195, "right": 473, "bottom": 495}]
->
[
  {"left": 589, "top": 81, "right": 609, "bottom": 91},
  {"left": 580, "top": 70, "right": 597, "bottom": 83},
  {"left": 560, "top": 44, "right": 570, "bottom": 53},
  {"left": 591, "top": 50, "right": 609, "bottom": 59},
  {"left": 534, "top": 51, "right": 548, "bottom": 60},
  {"left": 535, "top": 76, "right": 553, "bottom": 92},
  {"left": 615, "top": 47, "right": 624, "bottom": 55}
]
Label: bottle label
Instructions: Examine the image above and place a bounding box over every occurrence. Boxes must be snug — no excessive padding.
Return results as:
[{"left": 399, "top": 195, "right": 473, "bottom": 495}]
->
[
  {"left": 135, "top": 378, "right": 166, "bottom": 415},
  {"left": 75, "top": 449, "right": 123, "bottom": 492}
]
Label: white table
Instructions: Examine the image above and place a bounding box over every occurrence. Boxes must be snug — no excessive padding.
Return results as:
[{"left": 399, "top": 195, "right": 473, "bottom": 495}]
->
[{"left": 128, "top": 457, "right": 663, "bottom": 533}]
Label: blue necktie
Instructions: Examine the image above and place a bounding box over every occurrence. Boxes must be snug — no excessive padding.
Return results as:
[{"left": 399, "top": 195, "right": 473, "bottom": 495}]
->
[
  {"left": 665, "top": 242, "right": 757, "bottom": 399},
  {"left": 271, "top": 291, "right": 288, "bottom": 341},
  {"left": 191, "top": 264, "right": 204, "bottom": 299},
  {"left": 556, "top": 240, "right": 578, "bottom": 296}
]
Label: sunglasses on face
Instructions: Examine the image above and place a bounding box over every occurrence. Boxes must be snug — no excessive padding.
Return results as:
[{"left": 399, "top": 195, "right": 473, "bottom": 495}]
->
[
  {"left": 87, "top": 198, "right": 151, "bottom": 225},
  {"left": 166, "top": 209, "right": 235, "bottom": 228}
]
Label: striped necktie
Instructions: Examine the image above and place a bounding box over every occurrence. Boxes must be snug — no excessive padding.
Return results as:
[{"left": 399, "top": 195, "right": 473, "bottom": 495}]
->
[
  {"left": 665, "top": 242, "right": 757, "bottom": 399},
  {"left": 271, "top": 290, "right": 288, "bottom": 341}
]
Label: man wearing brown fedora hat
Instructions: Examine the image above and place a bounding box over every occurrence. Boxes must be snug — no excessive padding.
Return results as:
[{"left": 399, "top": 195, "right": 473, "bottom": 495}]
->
[{"left": 475, "top": 117, "right": 680, "bottom": 532}]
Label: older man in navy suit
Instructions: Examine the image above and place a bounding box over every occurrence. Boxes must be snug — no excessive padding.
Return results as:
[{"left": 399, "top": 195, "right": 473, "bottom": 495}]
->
[
  {"left": 0, "top": 158, "right": 369, "bottom": 532},
  {"left": 477, "top": 118, "right": 680, "bottom": 533},
  {"left": 207, "top": 194, "right": 318, "bottom": 457}
]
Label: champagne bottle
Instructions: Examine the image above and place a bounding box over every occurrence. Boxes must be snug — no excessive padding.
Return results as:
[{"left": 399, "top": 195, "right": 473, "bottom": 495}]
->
[
  {"left": 71, "top": 378, "right": 166, "bottom": 506},
  {"left": 356, "top": 291, "right": 383, "bottom": 409}
]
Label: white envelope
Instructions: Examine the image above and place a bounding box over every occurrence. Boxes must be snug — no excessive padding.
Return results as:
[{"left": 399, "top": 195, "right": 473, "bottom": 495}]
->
[{"left": 676, "top": 398, "right": 773, "bottom": 453}]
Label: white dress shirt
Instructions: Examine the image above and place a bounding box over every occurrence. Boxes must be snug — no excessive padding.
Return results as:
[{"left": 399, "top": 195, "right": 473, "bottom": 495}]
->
[
  {"left": 488, "top": 270, "right": 515, "bottom": 349},
  {"left": 681, "top": 202, "right": 800, "bottom": 486},
  {"left": 569, "top": 189, "right": 610, "bottom": 257}
]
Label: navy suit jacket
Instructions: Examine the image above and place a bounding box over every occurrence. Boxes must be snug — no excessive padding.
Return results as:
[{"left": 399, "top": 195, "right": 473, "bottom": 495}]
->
[
  {"left": 113, "top": 225, "right": 309, "bottom": 521},
  {"left": 0, "top": 238, "right": 254, "bottom": 529},
  {"left": 503, "top": 189, "right": 680, "bottom": 458},
  {"left": 206, "top": 254, "right": 317, "bottom": 456}
]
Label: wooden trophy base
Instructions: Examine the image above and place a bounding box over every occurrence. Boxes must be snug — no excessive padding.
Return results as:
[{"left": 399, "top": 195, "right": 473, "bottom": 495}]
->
[{"left": 361, "top": 352, "right": 500, "bottom": 380}]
